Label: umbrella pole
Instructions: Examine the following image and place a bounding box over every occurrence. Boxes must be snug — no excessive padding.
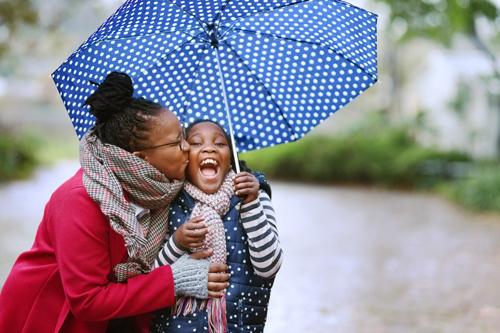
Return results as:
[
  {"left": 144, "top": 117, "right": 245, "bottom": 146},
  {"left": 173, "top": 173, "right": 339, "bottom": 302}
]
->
[{"left": 215, "top": 48, "right": 240, "bottom": 174}]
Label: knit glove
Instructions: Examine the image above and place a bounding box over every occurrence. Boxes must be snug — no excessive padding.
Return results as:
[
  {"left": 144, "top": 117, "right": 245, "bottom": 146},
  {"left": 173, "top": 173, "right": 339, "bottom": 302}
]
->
[{"left": 170, "top": 254, "right": 209, "bottom": 299}]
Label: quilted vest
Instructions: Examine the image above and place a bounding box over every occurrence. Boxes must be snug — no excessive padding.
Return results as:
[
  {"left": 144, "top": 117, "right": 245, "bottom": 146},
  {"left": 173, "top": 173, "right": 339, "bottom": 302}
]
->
[{"left": 150, "top": 187, "right": 275, "bottom": 333}]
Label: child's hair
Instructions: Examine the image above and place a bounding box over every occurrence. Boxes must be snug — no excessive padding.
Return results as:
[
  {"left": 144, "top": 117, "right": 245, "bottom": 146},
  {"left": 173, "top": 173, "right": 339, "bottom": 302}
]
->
[
  {"left": 185, "top": 119, "right": 252, "bottom": 173},
  {"left": 83, "top": 71, "right": 165, "bottom": 152}
]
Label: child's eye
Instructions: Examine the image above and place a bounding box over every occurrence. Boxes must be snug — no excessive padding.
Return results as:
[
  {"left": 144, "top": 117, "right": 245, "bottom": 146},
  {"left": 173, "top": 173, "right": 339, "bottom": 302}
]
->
[
  {"left": 215, "top": 142, "right": 227, "bottom": 146},
  {"left": 189, "top": 142, "right": 202, "bottom": 146}
]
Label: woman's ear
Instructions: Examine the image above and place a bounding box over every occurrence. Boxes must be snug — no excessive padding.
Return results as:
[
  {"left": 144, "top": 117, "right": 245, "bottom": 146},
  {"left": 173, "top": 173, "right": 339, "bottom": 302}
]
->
[{"left": 132, "top": 151, "right": 147, "bottom": 161}]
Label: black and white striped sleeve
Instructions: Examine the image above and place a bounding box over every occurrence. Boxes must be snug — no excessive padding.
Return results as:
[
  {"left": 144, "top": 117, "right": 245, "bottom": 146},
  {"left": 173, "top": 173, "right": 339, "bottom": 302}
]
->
[
  {"left": 153, "top": 232, "right": 188, "bottom": 268},
  {"left": 239, "top": 190, "right": 283, "bottom": 279}
]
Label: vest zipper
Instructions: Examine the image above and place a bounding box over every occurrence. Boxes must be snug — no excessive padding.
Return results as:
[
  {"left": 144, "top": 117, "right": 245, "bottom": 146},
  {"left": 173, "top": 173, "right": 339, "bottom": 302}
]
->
[{"left": 238, "top": 298, "right": 244, "bottom": 326}]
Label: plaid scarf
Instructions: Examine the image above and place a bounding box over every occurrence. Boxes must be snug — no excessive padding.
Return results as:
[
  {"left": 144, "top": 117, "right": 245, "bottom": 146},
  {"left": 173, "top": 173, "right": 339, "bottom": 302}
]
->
[
  {"left": 174, "top": 171, "right": 234, "bottom": 333},
  {"left": 79, "top": 131, "right": 183, "bottom": 282}
]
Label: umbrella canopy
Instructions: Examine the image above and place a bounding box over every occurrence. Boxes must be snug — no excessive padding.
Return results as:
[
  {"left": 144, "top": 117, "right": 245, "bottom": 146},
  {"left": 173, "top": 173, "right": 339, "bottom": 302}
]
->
[{"left": 53, "top": 0, "right": 377, "bottom": 155}]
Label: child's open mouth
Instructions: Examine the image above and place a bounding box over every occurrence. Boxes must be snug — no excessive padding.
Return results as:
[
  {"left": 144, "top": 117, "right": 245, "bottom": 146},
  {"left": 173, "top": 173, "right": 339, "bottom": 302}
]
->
[{"left": 199, "top": 158, "right": 220, "bottom": 180}]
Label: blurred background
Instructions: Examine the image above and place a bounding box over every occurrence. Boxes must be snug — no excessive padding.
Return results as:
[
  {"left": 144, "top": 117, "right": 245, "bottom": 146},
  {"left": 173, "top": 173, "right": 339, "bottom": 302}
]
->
[{"left": 2, "top": 0, "right": 500, "bottom": 332}]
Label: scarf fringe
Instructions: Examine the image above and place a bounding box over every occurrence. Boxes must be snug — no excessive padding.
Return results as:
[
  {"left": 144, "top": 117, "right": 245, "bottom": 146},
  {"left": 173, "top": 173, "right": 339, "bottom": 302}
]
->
[
  {"left": 208, "top": 294, "right": 227, "bottom": 333},
  {"left": 173, "top": 294, "right": 227, "bottom": 333}
]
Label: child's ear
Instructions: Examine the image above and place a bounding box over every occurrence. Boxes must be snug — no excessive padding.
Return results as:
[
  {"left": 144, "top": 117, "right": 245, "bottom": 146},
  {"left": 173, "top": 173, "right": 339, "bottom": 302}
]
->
[{"left": 132, "top": 151, "right": 147, "bottom": 161}]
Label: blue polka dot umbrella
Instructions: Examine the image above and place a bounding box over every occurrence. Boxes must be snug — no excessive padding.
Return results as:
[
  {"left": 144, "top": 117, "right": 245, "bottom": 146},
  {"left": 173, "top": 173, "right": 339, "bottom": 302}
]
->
[{"left": 52, "top": 0, "right": 378, "bottom": 172}]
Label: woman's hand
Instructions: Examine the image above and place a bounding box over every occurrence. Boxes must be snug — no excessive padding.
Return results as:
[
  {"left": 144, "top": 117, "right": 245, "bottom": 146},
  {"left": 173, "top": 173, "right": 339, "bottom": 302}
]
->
[
  {"left": 190, "top": 249, "right": 230, "bottom": 298},
  {"left": 232, "top": 172, "right": 259, "bottom": 204},
  {"left": 174, "top": 216, "right": 208, "bottom": 249}
]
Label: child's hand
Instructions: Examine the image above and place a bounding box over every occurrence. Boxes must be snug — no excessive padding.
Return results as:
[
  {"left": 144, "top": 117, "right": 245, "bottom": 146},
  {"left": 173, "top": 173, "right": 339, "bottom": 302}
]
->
[
  {"left": 174, "top": 216, "right": 208, "bottom": 250},
  {"left": 232, "top": 172, "right": 259, "bottom": 204}
]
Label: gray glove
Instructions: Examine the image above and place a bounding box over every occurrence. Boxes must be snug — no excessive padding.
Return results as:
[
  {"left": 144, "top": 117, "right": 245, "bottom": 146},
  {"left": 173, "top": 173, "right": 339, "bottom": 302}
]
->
[{"left": 170, "top": 254, "right": 209, "bottom": 299}]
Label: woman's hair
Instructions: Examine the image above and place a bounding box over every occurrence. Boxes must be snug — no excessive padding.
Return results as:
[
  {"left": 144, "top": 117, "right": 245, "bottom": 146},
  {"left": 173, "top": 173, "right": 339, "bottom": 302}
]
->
[
  {"left": 185, "top": 119, "right": 252, "bottom": 173},
  {"left": 83, "top": 71, "right": 164, "bottom": 152}
]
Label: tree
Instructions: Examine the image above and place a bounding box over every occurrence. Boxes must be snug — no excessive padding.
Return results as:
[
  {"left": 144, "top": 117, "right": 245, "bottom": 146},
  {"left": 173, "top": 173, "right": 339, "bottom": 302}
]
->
[
  {"left": 374, "top": 0, "right": 499, "bottom": 118},
  {"left": 0, "top": 0, "right": 90, "bottom": 58},
  {"left": 379, "top": 0, "right": 498, "bottom": 45},
  {"left": 0, "top": 0, "right": 37, "bottom": 55}
]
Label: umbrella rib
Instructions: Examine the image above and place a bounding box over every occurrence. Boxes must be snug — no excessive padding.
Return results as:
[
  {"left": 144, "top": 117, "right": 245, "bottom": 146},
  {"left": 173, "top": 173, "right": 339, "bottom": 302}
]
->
[
  {"left": 214, "top": 0, "right": 233, "bottom": 31},
  {"left": 165, "top": 0, "right": 211, "bottom": 35},
  {"left": 217, "top": 0, "right": 315, "bottom": 25},
  {"left": 89, "top": 26, "right": 209, "bottom": 46},
  {"left": 127, "top": 33, "right": 207, "bottom": 83},
  {"left": 224, "top": 28, "right": 377, "bottom": 81},
  {"left": 221, "top": 40, "right": 299, "bottom": 141},
  {"left": 216, "top": 0, "right": 377, "bottom": 26},
  {"left": 154, "top": 32, "right": 207, "bottom": 65},
  {"left": 181, "top": 31, "right": 210, "bottom": 43},
  {"left": 218, "top": 17, "right": 242, "bottom": 41}
]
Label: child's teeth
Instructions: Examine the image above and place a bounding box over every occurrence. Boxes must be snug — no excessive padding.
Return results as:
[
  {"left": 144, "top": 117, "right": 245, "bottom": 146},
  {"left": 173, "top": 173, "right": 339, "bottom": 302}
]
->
[{"left": 201, "top": 159, "right": 217, "bottom": 166}]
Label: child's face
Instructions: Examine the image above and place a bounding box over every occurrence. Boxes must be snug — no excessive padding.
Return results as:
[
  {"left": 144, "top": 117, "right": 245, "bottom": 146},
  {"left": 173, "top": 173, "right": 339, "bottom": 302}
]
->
[{"left": 185, "top": 122, "right": 232, "bottom": 194}]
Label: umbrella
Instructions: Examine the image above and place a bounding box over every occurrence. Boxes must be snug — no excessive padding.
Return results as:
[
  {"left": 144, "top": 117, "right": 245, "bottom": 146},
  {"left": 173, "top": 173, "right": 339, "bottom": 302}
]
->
[{"left": 52, "top": 0, "right": 378, "bottom": 172}]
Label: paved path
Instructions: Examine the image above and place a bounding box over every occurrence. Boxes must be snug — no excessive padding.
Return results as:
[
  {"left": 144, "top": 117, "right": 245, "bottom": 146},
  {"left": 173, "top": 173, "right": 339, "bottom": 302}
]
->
[{"left": 1, "top": 161, "right": 500, "bottom": 332}]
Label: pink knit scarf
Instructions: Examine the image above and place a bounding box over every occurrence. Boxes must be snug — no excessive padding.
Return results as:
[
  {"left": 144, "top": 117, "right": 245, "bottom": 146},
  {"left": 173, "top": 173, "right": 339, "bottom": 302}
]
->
[{"left": 174, "top": 171, "right": 234, "bottom": 333}]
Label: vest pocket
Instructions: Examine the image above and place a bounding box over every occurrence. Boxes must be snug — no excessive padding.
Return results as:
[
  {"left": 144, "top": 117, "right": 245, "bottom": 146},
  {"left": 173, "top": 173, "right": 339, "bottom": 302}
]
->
[{"left": 236, "top": 297, "right": 268, "bottom": 326}]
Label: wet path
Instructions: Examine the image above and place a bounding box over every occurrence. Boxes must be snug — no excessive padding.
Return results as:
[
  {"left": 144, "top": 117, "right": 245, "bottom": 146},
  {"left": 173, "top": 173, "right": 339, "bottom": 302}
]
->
[{"left": 1, "top": 161, "right": 500, "bottom": 332}]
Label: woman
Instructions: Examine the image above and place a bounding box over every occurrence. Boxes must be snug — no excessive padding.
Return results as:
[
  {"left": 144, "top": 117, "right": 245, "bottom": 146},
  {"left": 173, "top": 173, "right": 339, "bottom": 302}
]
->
[{"left": 0, "top": 72, "right": 230, "bottom": 333}]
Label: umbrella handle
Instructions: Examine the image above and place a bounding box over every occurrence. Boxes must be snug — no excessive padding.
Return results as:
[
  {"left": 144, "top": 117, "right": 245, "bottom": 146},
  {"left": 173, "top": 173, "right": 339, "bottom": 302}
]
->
[{"left": 215, "top": 48, "right": 240, "bottom": 174}]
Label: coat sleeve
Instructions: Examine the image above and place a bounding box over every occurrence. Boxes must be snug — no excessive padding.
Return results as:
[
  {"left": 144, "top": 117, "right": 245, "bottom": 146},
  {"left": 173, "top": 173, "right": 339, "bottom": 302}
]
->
[{"left": 48, "top": 187, "right": 176, "bottom": 322}]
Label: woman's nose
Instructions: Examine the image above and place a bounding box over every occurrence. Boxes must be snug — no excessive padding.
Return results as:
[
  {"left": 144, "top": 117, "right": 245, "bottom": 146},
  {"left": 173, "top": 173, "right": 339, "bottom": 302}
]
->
[{"left": 181, "top": 139, "right": 190, "bottom": 152}]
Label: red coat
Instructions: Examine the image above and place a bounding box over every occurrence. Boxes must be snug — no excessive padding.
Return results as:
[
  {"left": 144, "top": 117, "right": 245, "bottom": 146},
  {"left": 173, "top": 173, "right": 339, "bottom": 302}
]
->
[{"left": 0, "top": 169, "right": 176, "bottom": 333}]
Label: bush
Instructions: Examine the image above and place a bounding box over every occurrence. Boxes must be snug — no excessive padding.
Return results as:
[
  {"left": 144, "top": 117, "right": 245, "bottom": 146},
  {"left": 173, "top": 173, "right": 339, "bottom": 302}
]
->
[
  {"left": 240, "top": 113, "right": 470, "bottom": 188},
  {"left": 439, "top": 164, "right": 500, "bottom": 212},
  {"left": 0, "top": 129, "right": 38, "bottom": 181}
]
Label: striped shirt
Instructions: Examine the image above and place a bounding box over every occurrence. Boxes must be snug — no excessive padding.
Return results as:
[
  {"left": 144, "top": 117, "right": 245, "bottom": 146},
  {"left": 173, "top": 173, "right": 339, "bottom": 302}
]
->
[{"left": 154, "top": 190, "right": 283, "bottom": 278}]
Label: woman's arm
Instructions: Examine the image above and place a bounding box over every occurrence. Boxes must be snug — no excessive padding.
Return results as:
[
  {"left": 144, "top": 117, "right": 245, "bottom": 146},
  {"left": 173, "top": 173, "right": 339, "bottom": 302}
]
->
[
  {"left": 50, "top": 187, "right": 187, "bottom": 321},
  {"left": 239, "top": 190, "right": 283, "bottom": 278}
]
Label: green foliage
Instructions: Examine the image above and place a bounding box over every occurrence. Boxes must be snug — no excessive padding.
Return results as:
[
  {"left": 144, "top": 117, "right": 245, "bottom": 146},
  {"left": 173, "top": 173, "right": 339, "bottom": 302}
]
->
[
  {"left": 378, "top": 0, "right": 499, "bottom": 44},
  {"left": 0, "top": 0, "right": 84, "bottom": 57},
  {"left": 440, "top": 164, "right": 500, "bottom": 212},
  {"left": 0, "top": 0, "right": 38, "bottom": 54},
  {"left": 241, "top": 113, "right": 470, "bottom": 188},
  {"left": 0, "top": 130, "right": 38, "bottom": 181},
  {"left": 448, "top": 81, "right": 471, "bottom": 118},
  {"left": 0, "top": 0, "right": 37, "bottom": 28}
]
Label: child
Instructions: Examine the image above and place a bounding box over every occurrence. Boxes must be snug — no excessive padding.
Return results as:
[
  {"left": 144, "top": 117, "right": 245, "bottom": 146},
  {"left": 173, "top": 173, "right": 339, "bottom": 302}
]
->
[{"left": 150, "top": 120, "right": 283, "bottom": 333}]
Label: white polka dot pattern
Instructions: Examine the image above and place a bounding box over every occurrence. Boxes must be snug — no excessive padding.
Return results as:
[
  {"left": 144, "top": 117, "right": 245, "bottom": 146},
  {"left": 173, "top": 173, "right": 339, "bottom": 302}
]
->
[{"left": 52, "top": 0, "right": 378, "bottom": 152}]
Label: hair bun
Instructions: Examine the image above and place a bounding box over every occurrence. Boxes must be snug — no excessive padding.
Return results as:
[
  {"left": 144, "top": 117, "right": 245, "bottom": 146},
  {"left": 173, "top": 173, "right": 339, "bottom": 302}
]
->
[{"left": 83, "top": 71, "right": 134, "bottom": 120}]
